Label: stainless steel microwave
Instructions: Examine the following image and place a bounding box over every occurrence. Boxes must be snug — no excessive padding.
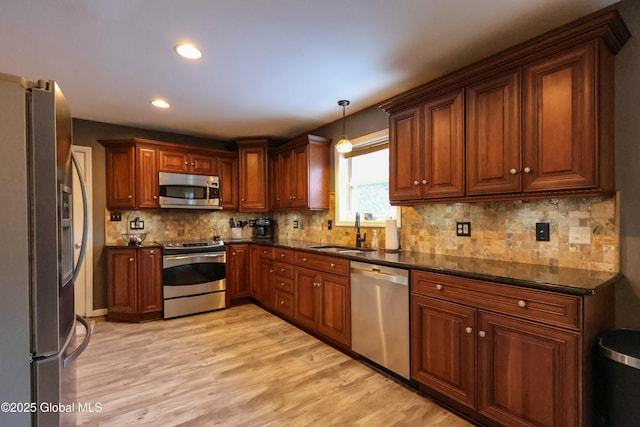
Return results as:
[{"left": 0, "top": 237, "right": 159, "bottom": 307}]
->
[{"left": 158, "top": 172, "right": 221, "bottom": 209}]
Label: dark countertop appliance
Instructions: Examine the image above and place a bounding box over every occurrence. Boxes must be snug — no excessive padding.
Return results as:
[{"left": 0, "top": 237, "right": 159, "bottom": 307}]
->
[{"left": 250, "top": 218, "right": 275, "bottom": 240}]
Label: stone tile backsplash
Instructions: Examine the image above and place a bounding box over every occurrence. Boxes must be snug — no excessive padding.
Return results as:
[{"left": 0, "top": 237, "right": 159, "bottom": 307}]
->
[{"left": 106, "top": 194, "right": 619, "bottom": 273}]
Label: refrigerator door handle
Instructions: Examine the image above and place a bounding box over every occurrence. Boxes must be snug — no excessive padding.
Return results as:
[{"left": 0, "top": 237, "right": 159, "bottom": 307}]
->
[
  {"left": 71, "top": 151, "right": 89, "bottom": 284},
  {"left": 63, "top": 315, "right": 93, "bottom": 367}
]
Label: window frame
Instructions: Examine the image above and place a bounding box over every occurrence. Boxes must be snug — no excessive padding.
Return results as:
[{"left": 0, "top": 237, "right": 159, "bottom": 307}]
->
[{"left": 334, "top": 129, "right": 401, "bottom": 228}]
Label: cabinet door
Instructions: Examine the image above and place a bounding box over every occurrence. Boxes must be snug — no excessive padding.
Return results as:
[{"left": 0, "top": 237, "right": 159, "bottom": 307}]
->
[
  {"left": 389, "top": 108, "right": 422, "bottom": 201},
  {"left": 257, "top": 258, "right": 274, "bottom": 308},
  {"left": 228, "top": 244, "right": 250, "bottom": 299},
  {"left": 422, "top": 89, "right": 465, "bottom": 198},
  {"left": 136, "top": 147, "right": 159, "bottom": 208},
  {"left": 478, "top": 311, "right": 579, "bottom": 427},
  {"left": 523, "top": 43, "right": 596, "bottom": 192},
  {"left": 239, "top": 143, "right": 268, "bottom": 212},
  {"left": 291, "top": 145, "right": 308, "bottom": 208},
  {"left": 107, "top": 248, "right": 137, "bottom": 314},
  {"left": 467, "top": 70, "right": 522, "bottom": 195},
  {"left": 269, "top": 153, "right": 283, "bottom": 209},
  {"left": 280, "top": 150, "right": 294, "bottom": 209},
  {"left": 411, "top": 294, "right": 477, "bottom": 409},
  {"left": 106, "top": 146, "right": 135, "bottom": 209},
  {"left": 317, "top": 272, "right": 350, "bottom": 346},
  {"left": 294, "top": 266, "right": 318, "bottom": 331},
  {"left": 159, "top": 150, "right": 189, "bottom": 173},
  {"left": 190, "top": 153, "right": 218, "bottom": 175},
  {"left": 218, "top": 156, "right": 238, "bottom": 209},
  {"left": 138, "top": 248, "right": 162, "bottom": 313}
]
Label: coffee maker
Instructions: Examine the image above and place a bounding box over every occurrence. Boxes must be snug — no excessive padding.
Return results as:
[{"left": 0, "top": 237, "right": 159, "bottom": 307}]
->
[{"left": 250, "top": 218, "right": 275, "bottom": 240}]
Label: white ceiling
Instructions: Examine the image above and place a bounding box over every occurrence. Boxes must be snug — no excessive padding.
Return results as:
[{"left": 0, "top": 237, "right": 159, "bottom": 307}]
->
[{"left": 0, "top": 0, "right": 619, "bottom": 141}]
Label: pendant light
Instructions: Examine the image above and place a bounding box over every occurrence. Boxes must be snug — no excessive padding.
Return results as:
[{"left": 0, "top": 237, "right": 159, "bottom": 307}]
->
[{"left": 336, "top": 100, "right": 352, "bottom": 153}]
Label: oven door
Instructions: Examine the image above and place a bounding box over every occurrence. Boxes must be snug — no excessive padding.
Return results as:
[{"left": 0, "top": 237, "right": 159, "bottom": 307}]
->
[{"left": 162, "top": 251, "right": 226, "bottom": 299}]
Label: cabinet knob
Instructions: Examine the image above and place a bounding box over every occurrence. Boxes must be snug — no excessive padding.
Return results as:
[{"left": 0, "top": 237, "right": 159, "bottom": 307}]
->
[
  {"left": 510, "top": 168, "right": 517, "bottom": 175},
  {"left": 276, "top": 197, "right": 280, "bottom": 201},
  {"left": 263, "top": 250, "right": 268, "bottom": 254},
  {"left": 280, "top": 301, "right": 285, "bottom": 305},
  {"left": 241, "top": 198, "right": 245, "bottom": 202},
  {"left": 330, "top": 263, "right": 336, "bottom": 268},
  {"left": 478, "top": 331, "right": 486, "bottom": 338},
  {"left": 149, "top": 250, "right": 154, "bottom": 254},
  {"left": 292, "top": 196, "right": 296, "bottom": 199},
  {"left": 191, "top": 162, "right": 195, "bottom": 166},
  {"left": 422, "top": 179, "right": 428, "bottom": 185},
  {"left": 303, "top": 257, "right": 307, "bottom": 262},
  {"left": 281, "top": 282, "right": 285, "bottom": 287},
  {"left": 289, "top": 196, "right": 293, "bottom": 200},
  {"left": 518, "top": 300, "right": 527, "bottom": 308},
  {"left": 128, "top": 195, "right": 133, "bottom": 199},
  {"left": 436, "top": 284, "right": 443, "bottom": 291},
  {"left": 185, "top": 161, "right": 189, "bottom": 165},
  {"left": 524, "top": 167, "right": 532, "bottom": 174},
  {"left": 153, "top": 195, "right": 157, "bottom": 199},
  {"left": 129, "top": 258, "right": 134, "bottom": 262},
  {"left": 280, "top": 254, "right": 285, "bottom": 258},
  {"left": 269, "top": 269, "right": 274, "bottom": 273},
  {"left": 232, "top": 252, "right": 236, "bottom": 256},
  {"left": 280, "top": 268, "right": 285, "bottom": 272},
  {"left": 465, "top": 327, "right": 473, "bottom": 334},
  {"left": 413, "top": 180, "right": 419, "bottom": 186}
]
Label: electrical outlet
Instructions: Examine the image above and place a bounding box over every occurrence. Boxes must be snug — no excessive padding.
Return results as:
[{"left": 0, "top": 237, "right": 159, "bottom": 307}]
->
[
  {"left": 456, "top": 222, "right": 471, "bottom": 237},
  {"left": 536, "top": 222, "right": 550, "bottom": 241},
  {"left": 328, "top": 220, "right": 332, "bottom": 230},
  {"left": 130, "top": 220, "right": 144, "bottom": 230},
  {"left": 293, "top": 220, "right": 299, "bottom": 229},
  {"left": 110, "top": 212, "right": 121, "bottom": 222}
]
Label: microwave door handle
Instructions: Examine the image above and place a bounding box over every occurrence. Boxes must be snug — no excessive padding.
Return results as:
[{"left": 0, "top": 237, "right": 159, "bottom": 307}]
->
[{"left": 71, "top": 151, "right": 89, "bottom": 283}]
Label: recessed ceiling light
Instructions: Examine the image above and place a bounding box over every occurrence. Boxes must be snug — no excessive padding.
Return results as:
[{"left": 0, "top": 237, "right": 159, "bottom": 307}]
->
[
  {"left": 174, "top": 43, "right": 202, "bottom": 59},
  {"left": 151, "top": 99, "right": 170, "bottom": 109}
]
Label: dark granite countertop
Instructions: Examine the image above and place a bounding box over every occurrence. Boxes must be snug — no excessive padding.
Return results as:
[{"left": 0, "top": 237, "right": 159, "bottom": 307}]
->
[
  {"left": 104, "top": 242, "right": 162, "bottom": 249},
  {"left": 230, "top": 239, "right": 620, "bottom": 296}
]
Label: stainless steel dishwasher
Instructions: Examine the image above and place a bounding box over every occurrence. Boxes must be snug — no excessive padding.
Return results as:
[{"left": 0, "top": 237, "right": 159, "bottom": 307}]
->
[{"left": 350, "top": 261, "right": 410, "bottom": 380}]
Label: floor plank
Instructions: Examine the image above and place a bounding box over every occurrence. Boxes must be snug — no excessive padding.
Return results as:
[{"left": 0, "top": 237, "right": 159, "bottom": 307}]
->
[{"left": 73, "top": 304, "right": 472, "bottom": 426}]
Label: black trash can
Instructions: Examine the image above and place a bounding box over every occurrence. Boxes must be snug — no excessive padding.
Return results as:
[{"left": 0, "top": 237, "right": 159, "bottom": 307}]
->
[{"left": 597, "top": 329, "right": 640, "bottom": 427}]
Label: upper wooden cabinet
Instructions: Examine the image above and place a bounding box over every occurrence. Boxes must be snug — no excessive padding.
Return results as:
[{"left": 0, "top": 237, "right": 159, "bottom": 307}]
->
[
  {"left": 270, "top": 134, "right": 331, "bottom": 211},
  {"left": 382, "top": 9, "right": 630, "bottom": 204},
  {"left": 389, "top": 91, "right": 464, "bottom": 202},
  {"left": 237, "top": 139, "right": 269, "bottom": 212},
  {"left": 158, "top": 149, "right": 218, "bottom": 176},
  {"left": 100, "top": 138, "right": 237, "bottom": 210}
]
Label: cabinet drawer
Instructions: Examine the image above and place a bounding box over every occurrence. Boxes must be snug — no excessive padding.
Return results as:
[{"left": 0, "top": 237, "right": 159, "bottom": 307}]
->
[
  {"left": 412, "top": 270, "right": 581, "bottom": 331},
  {"left": 295, "top": 251, "right": 350, "bottom": 277},
  {"left": 274, "top": 248, "right": 295, "bottom": 263},
  {"left": 257, "top": 246, "right": 274, "bottom": 259},
  {"left": 274, "top": 289, "right": 294, "bottom": 318},
  {"left": 274, "top": 275, "right": 295, "bottom": 294},
  {"left": 274, "top": 261, "right": 294, "bottom": 279}
]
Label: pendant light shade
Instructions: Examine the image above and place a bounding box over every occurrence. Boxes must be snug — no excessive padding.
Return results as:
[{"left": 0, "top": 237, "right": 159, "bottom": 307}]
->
[{"left": 336, "top": 100, "right": 352, "bottom": 153}]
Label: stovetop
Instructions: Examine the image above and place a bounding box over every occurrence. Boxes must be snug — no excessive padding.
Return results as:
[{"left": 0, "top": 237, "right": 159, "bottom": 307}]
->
[{"left": 157, "top": 240, "right": 225, "bottom": 252}]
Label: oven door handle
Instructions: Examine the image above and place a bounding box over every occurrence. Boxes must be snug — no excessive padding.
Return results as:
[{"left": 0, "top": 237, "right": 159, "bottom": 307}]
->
[{"left": 163, "top": 252, "right": 225, "bottom": 268}]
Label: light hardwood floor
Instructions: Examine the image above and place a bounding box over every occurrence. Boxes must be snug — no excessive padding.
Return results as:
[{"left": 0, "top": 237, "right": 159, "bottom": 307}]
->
[{"left": 73, "top": 304, "right": 472, "bottom": 427}]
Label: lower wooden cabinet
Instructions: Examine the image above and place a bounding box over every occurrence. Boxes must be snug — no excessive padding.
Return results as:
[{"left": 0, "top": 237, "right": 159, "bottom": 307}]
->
[
  {"left": 226, "top": 244, "right": 250, "bottom": 300},
  {"left": 411, "top": 270, "right": 611, "bottom": 427},
  {"left": 106, "top": 247, "right": 162, "bottom": 322},
  {"left": 294, "top": 265, "right": 351, "bottom": 347}
]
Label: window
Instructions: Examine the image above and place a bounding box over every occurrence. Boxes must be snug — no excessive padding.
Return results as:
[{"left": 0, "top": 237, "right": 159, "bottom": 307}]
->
[{"left": 335, "top": 130, "right": 400, "bottom": 227}]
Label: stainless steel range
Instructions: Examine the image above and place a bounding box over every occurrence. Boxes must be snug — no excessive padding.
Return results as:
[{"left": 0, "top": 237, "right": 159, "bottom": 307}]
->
[{"left": 160, "top": 240, "right": 226, "bottom": 319}]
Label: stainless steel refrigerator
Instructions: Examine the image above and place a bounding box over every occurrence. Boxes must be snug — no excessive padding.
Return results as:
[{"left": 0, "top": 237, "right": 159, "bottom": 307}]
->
[{"left": 0, "top": 72, "right": 91, "bottom": 427}]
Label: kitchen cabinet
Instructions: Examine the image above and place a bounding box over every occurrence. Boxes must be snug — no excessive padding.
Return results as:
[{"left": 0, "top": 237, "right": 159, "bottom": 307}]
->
[
  {"left": 389, "top": 90, "right": 464, "bottom": 202},
  {"left": 158, "top": 149, "right": 218, "bottom": 175},
  {"left": 410, "top": 270, "right": 612, "bottom": 427},
  {"left": 226, "top": 244, "right": 250, "bottom": 301},
  {"left": 218, "top": 155, "right": 238, "bottom": 209},
  {"left": 237, "top": 139, "right": 269, "bottom": 212},
  {"left": 106, "top": 246, "right": 162, "bottom": 322},
  {"left": 103, "top": 142, "right": 159, "bottom": 210},
  {"left": 270, "top": 134, "right": 331, "bottom": 210},
  {"left": 294, "top": 252, "right": 350, "bottom": 347},
  {"left": 466, "top": 70, "right": 521, "bottom": 195},
  {"left": 382, "top": 10, "right": 629, "bottom": 204},
  {"left": 272, "top": 248, "right": 295, "bottom": 318},
  {"left": 100, "top": 138, "right": 237, "bottom": 210},
  {"left": 250, "top": 245, "right": 275, "bottom": 308}
]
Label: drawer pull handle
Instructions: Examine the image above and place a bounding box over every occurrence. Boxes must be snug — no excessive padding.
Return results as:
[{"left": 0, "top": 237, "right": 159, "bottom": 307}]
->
[
  {"left": 436, "top": 284, "right": 443, "bottom": 291},
  {"left": 478, "top": 331, "right": 486, "bottom": 338},
  {"left": 518, "top": 300, "right": 527, "bottom": 308},
  {"left": 465, "top": 327, "right": 473, "bottom": 334}
]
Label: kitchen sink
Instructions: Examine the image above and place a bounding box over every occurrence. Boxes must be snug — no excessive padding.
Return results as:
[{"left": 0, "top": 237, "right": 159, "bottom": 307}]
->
[{"left": 307, "top": 245, "right": 375, "bottom": 254}]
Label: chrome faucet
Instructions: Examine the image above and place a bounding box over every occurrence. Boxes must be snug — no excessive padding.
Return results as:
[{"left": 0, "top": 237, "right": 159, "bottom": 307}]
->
[{"left": 355, "top": 212, "right": 367, "bottom": 248}]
